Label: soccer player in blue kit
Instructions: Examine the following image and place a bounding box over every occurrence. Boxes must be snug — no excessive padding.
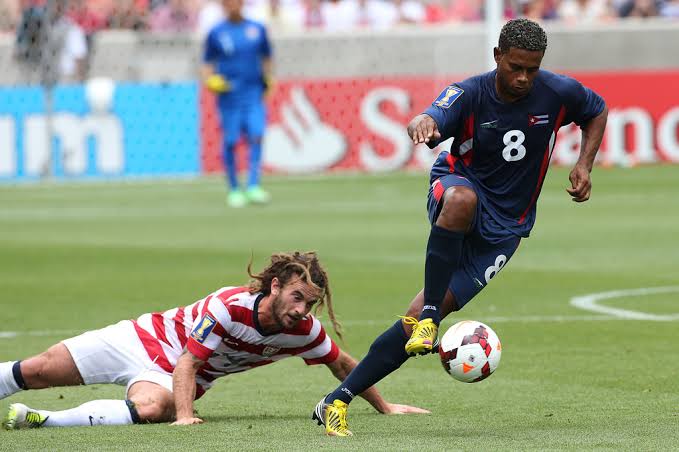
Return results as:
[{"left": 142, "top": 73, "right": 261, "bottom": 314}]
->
[
  {"left": 202, "top": 0, "right": 273, "bottom": 208},
  {"left": 313, "top": 18, "right": 608, "bottom": 436}
]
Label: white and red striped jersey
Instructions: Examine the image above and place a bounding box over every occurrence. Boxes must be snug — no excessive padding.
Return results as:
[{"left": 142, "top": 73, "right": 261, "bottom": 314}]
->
[{"left": 131, "top": 286, "right": 339, "bottom": 398}]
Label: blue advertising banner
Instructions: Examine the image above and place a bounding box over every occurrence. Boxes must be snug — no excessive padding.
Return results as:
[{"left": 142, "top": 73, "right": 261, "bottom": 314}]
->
[{"left": 0, "top": 82, "right": 199, "bottom": 181}]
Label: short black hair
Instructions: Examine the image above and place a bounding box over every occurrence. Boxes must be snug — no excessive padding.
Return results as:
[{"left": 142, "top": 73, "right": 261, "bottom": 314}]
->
[{"left": 498, "top": 19, "right": 548, "bottom": 53}]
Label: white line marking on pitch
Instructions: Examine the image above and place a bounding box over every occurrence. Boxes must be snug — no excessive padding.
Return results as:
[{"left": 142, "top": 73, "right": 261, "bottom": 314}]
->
[{"left": 569, "top": 286, "right": 679, "bottom": 321}]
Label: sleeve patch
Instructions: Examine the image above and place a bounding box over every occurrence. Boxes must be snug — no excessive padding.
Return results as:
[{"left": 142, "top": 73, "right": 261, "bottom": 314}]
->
[
  {"left": 434, "top": 85, "right": 464, "bottom": 108},
  {"left": 190, "top": 314, "right": 217, "bottom": 344}
]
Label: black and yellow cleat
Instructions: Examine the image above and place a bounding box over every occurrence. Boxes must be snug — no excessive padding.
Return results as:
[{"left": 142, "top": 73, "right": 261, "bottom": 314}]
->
[
  {"left": 312, "top": 396, "right": 353, "bottom": 436},
  {"left": 402, "top": 316, "right": 439, "bottom": 356},
  {"left": 3, "top": 403, "right": 48, "bottom": 430}
]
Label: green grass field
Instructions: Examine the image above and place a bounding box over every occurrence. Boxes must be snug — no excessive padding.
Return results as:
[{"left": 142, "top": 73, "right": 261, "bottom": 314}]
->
[{"left": 1, "top": 166, "right": 678, "bottom": 450}]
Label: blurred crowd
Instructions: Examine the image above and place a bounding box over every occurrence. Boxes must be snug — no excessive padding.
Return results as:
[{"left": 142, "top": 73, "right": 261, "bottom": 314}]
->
[{"left": 1, "top": 0, "right": 678, "bottom": 37}]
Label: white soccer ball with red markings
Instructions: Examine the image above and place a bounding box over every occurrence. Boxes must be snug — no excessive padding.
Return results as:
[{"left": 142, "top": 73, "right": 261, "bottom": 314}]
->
[{"left": 439, "top": 320, "right": 502, "bottom": 383}]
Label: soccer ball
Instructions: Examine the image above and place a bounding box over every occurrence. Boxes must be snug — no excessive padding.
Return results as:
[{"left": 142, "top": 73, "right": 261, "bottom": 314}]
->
[{"left": 439, "top": 320, "right": 502, "bottom": 383}]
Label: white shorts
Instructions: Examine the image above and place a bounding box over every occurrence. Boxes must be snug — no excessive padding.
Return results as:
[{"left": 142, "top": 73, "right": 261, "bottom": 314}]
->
[{"left": 62, "top": 320, "right": 173, "bottom": 396}]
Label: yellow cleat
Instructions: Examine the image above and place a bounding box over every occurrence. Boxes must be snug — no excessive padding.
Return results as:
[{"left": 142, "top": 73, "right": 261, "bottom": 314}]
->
[
  {"left": 402, "top": 316, "right": 439, "bottom": 356},
  {"left": 3, "top": 403, "right": 48, "bottom": 430},
  {"left": 312, "top": 397, "right": 353, "bottom": 436}
]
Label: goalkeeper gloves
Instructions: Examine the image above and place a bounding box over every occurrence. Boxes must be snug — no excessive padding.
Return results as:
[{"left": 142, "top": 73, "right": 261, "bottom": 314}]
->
[
  {"left": 263, "top": 74, "right": 275, "bottom": 95},
  {"left": 205, "top": 74, "right": 231, "bottom": 93}
]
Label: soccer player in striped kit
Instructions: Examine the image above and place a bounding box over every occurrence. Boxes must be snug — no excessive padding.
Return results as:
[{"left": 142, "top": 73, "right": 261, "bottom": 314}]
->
[
  {"left": 314, "top": 18, "right": 608, "bottom": 436},
  {"left": 1, "top": 252, "right": 428, "bottom": 429}
]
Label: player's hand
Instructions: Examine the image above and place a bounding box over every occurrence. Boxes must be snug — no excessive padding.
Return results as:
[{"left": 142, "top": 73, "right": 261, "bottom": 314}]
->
[
  {"left": 382, "top": 403, "right": 431, "bottom": 415},
  {"left": 262, "top": 74, "right": 275, "bottom": 96},
  {"left": 407, "top": 114, "right": 441, "bottom": 145},
  {"left": 171, "top": 416, "right": 204, "bottom": 425},
  {"left": 204, "top": 74, "right": 231, "bottom": 93},
  {"left": 566, "top": 163, "right": 592, "bottom": 202}
]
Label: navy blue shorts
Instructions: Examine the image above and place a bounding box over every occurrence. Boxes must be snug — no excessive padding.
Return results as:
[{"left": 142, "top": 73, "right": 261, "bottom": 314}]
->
[{"left": 427, "top": 174, "right": 521, "bottom": 310}]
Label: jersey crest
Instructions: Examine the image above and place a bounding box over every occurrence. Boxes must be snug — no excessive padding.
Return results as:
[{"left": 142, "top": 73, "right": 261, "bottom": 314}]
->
[
  {"left": 434, "top": 85, "right": 464, "bottom": 108},
  {"left": 191, "top": 314, "right": 217, "bottom": 344}
]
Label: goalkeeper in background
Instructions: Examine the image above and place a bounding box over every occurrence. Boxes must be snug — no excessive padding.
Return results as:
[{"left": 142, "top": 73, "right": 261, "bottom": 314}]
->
[{"left": 202, "top": 0, "right": 273, "bottom": 208}]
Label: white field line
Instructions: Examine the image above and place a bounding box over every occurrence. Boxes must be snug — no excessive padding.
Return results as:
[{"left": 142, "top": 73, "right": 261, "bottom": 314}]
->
[
  {"left": 1, "top": 287, "right": 677, "bottom": 340},
  {"left": 569, "top": 286, "right": 679, "bottom": 321}
]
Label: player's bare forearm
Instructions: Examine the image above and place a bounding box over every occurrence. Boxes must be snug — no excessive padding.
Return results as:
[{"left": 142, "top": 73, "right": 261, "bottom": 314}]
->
[
  {"left": 326, "top": 350, "right": 389, "bottom": 413},
  {"left": 577, "top": 105, "right": 608, "bottom": 172},
  {"left": 567, "top": 106, "right": 608, "bottom": 202},
  {"left": 172, "top": 351, "right": 204, "bottom": 422}
]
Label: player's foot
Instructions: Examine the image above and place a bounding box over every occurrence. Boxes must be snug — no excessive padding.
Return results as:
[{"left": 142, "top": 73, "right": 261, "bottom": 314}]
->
[
  {"left": 402, "top": 316, "right": 439, "bottom": 356},
  {"left": 227, "top": 190, "right": 248, "bottom": 208},
  {"left": 312, "top": 396, "right": 353, "bottom": 436},
  {"left": 2, "top": 403, "right": 48, "bottom": 430},
  {"left": 246, "top": 186, "right": 271, "bottom": 204}
]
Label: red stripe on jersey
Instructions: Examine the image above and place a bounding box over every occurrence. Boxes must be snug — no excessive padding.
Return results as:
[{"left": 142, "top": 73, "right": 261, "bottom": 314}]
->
[
  {"left": 191, "top": 303, "right": 199, "bottom": 323},
  {"left": 461, "top": 113, "right": 475, "bottom": 167},
  {"left": 277, "top": 326, "right": 328, "bottom": 356},
  {"left": 173, "top": 308, "right": 187, "bottom": 348},
  {"left": 519, "top": 105, "right": 567, "bottom": 224},
  {"left": 200, "top": 295, "right": 214, "bottom": 318},
  {"left": 226, "top": 304, "right": 257, "bottom": 329},
  {"left": 132, "top": 321, "right": 175, "bottom": 374},
  {"left": 151, "top": 313, "right": 170, "bottom": 346},
  {"left": 446, "top": 152, "right": 457, "bottom": 173},
  {"left": 215, "top": 286, "right": 248, "bottom": 303},
  {"left": 187, "top": 338, "right": 213, "bottom": 361},
  {"left": 304, "top": 340, "right": 339, "bottom": 365},
  {"left": 285, "top": 317, "right": 314, "bottom": 336},
  {"left": 433, "top": 178, "right": 445, "bottom": 202}
]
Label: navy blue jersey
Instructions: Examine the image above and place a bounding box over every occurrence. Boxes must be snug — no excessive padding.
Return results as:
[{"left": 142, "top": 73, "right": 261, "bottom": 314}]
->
[
  {"left": 424, "top": 70, "right": 605, "bottom": 238},
  {"left": 204, "top": 19, "right": 271, "bottom": 105}
]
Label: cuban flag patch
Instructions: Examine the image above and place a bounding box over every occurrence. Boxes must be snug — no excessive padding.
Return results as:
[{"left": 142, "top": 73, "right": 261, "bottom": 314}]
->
[
  {"left": 191, "top": 314, "right": 217, "bottom": 343},
  {"left": 528, "top": 114, "right": 549, "bottom": 126},
  {"left": 434, "top": 85, "right": 464, "bottom": 108}
]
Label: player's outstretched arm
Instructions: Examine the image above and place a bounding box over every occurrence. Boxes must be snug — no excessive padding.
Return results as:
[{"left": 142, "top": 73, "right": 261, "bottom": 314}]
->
[
  {"left": 325, "top": 350, "right": 430, "bottom": 415},
  {"left": 568, "top": 106, "right": 608, "bottom": 203},
  {"left": 171, "top": 350, "right": 206, "bottom": 425},
  {"left": 407, "top": 114, "right": 441, "bottom": 146}
]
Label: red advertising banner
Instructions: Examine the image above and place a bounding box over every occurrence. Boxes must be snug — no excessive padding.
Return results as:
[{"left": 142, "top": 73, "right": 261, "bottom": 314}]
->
[{"left": 200, "top": 71, "right": 679, "bottom": 174}]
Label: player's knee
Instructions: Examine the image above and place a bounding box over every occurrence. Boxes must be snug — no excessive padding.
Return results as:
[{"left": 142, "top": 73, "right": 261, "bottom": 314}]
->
[
  {"left": 438, "top": 186, "right": 477, "bottom": 227},
  {"left": 20, "top": 353, "right": 50, "bottom": 388}
]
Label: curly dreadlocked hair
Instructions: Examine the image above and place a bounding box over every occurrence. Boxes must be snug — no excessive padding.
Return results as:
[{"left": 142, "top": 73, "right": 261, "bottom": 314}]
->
[
  {"left": 247, "top": 251, "right": 343, "bottom": 342},
  {"left": 498, "top": 18, "right": 548, "bottom": 53}
]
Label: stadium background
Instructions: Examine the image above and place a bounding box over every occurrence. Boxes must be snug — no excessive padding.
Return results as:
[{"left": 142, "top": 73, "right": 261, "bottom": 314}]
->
[{"left": 1, "top": 1, "right": 679, "bottom": 449}]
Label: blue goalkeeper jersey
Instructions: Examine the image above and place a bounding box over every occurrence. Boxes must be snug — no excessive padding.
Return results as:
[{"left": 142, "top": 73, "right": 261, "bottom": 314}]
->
[
  {"left": 203, "top": 18, "right": 272, "bottom": 106},
  {"left": 424, "top": 69, "right": 605, "bottom": 238}
]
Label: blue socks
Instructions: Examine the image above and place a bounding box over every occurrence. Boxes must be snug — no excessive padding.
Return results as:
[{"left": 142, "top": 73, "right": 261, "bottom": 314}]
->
[
  {"left": 326, "top": 320, "right": 410, "bottom": 405},
  {"left": 222, "top": 142, "right": 238, "bottom": 190},
  {"left": 247, "top": 138, "right": 262, "bottom": 188},
  {"left": 420, "top": 225, "right": 464, "bottom": 325}
]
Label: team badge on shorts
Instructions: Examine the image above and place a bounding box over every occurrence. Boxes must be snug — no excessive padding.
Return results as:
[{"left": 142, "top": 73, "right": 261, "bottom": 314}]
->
[
  {"left": 191, "top": 314, "right": 217, "bottom": 343},
  {"left": 434, "top": 85, "right": 464, "bottom": 108}
]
